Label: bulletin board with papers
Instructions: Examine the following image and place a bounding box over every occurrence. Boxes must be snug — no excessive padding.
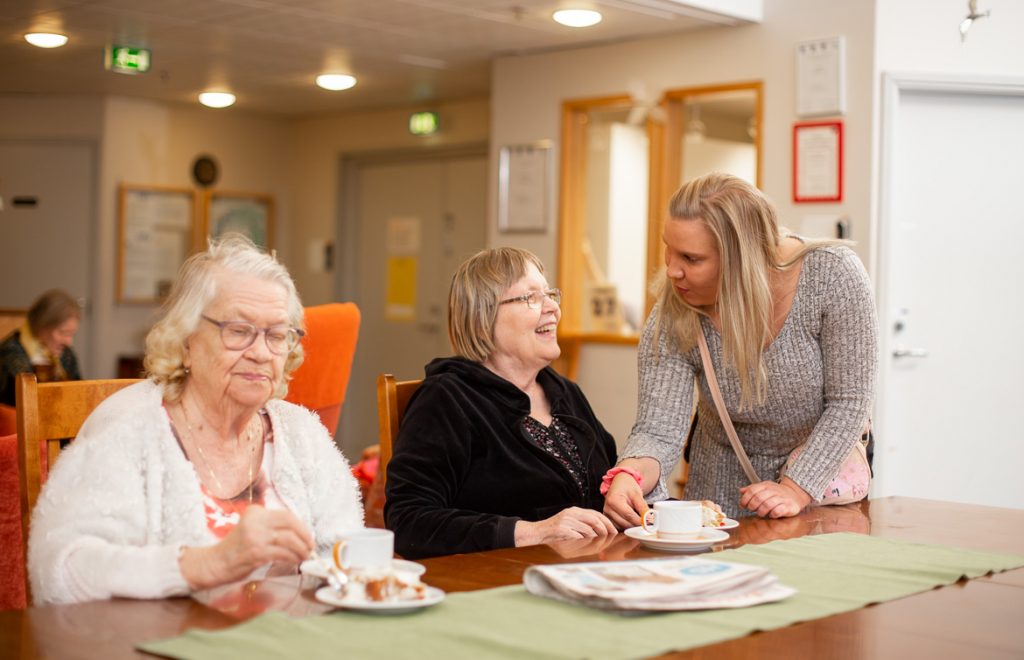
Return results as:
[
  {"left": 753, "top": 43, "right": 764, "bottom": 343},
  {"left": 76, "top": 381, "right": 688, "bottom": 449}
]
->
[{"left": 117, "top": 185, "right": 197, "bottom": 304}]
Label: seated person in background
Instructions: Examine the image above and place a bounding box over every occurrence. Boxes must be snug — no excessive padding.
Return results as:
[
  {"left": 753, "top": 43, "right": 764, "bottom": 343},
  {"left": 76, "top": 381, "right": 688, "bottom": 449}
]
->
[
  {"left": 29, "top": 235, "right": 364, "bottom": 604},
  {"left": 385, "top": 247, "right": 617, "bottom": 560},
  {"left": 0, "top": 289, "right": 82, "bottom": 405}
]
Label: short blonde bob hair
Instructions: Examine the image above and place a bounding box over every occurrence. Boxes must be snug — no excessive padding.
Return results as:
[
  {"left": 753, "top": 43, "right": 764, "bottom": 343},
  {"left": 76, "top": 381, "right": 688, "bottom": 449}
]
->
[
  {"left": 144, "top": 234, "right": 305, "bottom": 403},
  {"left": 448, "top": 247, "right": 544, "bottom": 363}
]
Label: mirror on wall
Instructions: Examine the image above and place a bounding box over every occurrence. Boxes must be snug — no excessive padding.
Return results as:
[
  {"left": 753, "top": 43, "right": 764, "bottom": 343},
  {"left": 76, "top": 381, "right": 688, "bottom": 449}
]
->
[
  {"left": 556, "top": 83, "right": 761, "bottom": 378},
  {"left": 558, "top": 95, "right": 651, "bottom": 348}
]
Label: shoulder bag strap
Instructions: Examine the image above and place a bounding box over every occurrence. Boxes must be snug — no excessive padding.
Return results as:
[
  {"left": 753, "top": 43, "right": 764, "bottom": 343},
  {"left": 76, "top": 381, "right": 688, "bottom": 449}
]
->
[{"left": 696, "top": 324, "right": 761, "bottom": 484}]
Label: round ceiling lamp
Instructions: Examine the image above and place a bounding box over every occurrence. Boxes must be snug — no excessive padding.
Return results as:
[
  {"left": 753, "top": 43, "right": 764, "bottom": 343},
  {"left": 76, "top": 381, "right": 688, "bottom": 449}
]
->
[
  {"left": 316, "top": 74, "right": 357, "bottom": 91},
  {"left": 25, "top": 33, "right": 69, "bottom": 48},
  {"left": 198, "top": 92, "right": 236, "bottom": 108},
  {"left": 552, "top": 9, "right": 603, "bottom": 28}
]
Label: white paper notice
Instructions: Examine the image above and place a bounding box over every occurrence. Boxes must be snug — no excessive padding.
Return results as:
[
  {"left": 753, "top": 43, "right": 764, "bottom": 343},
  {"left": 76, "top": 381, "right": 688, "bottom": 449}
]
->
[
  {"left": 796, "top": 37, "right": 846, "bottom": 117},
  {"left": 795, "top": 124, "right": 841, "bottom": 201}
]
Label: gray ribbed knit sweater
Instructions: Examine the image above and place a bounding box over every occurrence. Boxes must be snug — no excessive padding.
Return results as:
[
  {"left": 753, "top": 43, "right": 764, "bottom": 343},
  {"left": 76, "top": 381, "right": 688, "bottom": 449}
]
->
[{"left": 621, "top": 246, "right": 877, "bottom": 518}]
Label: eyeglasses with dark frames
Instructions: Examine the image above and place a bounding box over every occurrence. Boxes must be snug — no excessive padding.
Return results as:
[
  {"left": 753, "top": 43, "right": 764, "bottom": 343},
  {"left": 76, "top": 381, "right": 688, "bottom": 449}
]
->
[
  {"left": 498, "top": 288, "right": 562, "bottom": 310},
  {"left": 201, "top": 315, "right": 305, "bottom": 355}
]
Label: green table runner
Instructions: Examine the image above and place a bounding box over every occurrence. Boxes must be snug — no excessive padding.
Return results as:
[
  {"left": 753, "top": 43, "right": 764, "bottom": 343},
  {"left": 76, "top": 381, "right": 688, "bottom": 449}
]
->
[{"left": 142, "top": 533, "right": 1024, "bottom": 659}]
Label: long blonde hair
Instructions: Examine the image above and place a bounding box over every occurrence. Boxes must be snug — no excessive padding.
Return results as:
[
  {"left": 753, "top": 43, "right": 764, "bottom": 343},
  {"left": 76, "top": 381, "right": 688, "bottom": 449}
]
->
[{"left": 654, "top": 173, "right": 847, "bottom": 409}]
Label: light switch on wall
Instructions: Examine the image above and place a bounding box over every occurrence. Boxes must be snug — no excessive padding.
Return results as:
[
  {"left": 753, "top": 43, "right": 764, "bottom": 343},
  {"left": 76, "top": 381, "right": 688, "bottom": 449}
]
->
[
  {"left": 308, "top": 239, "right": 330, "bottom": 272},
  {"left": 800, "top": 214, "right": 849, "bottom": 239}
]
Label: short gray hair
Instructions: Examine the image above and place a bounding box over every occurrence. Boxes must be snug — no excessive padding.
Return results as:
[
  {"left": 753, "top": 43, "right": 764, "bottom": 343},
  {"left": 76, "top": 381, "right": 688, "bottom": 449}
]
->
[
  {"left": 448, "top": 247, "right": 544, "bottom": 362},
  {"left": 144, "top": 234, "right": 305, "bottom": 402}
]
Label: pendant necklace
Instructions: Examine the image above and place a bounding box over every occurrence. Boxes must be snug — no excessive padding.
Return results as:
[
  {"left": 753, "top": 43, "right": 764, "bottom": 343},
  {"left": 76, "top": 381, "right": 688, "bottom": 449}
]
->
[{"left": 181, "top": 399, "right": 261, "bottom": 504}]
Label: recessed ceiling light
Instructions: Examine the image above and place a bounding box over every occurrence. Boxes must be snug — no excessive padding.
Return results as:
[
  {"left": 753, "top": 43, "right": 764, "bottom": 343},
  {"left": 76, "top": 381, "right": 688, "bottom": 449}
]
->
[
  {"left": 198, "top": 92, "right": 236, "bottom": 108},
  {"left": 552, "top": 9, "right": 602, "bottom": 28},
  {"left": 25, "top": 33, "right": 68, "bottom": 48},
  {"left": 316, "top": 74, "right": 357, "bottom": 91}
]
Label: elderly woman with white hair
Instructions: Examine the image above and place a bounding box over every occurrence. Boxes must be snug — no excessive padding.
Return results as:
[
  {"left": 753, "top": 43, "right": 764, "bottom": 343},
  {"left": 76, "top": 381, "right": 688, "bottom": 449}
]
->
[{"left": 28, "top": 235, "right": 364, "bottom": 605}]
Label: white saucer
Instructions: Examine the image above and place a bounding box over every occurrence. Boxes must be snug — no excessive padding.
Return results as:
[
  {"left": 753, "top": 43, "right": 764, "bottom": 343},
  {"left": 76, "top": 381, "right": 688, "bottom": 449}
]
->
[
  {"left": 301, "top": 558, "right": 426, "bottom": 580},
  {"left": 624, "top": 526, "right": 730, "bottom": 552},
  {"left": 315, "top": 585, "right": 445, "bottom": 614},
  {"left": 709, "top": 518, "right": 739, "bottom": 531}
]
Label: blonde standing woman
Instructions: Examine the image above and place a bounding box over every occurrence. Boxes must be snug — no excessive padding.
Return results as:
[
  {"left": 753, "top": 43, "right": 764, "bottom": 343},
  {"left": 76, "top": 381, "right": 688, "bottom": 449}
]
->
[{"left": 603, "top": 173, "right": 877, "bottom": 523}]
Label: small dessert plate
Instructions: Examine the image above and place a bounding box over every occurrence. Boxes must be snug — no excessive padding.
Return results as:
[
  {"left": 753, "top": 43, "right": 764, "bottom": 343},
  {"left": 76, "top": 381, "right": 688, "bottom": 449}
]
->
[
  {"left": 709, "top": 518, "right": 739, "bottom": 530},
  {"left": 624, "top": 526, "right": 730, "bottom": 552},
  {"left": 301, "top": 558, "right": 426, "bottom": 580},
  {"left": 315, "top": 585, "right": 445, "bottom": 614}
]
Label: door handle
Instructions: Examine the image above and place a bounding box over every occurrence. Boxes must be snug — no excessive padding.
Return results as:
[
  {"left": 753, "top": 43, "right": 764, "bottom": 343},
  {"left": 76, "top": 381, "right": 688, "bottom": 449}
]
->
[{"left": 892, "top": 346, "right": 928, "bottom": 358}]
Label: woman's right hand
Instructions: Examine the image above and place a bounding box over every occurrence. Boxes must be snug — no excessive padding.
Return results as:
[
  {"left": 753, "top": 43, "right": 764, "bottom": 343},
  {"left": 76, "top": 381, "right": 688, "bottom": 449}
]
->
[
  {"left": 514, "top": 507, "right": 617, "bottom": 547},
  {"left": 179, "top": 505, "right": 315, "bottom": 591},
  {"left": 602, "top": 473, "right": 648, "bottom": 530}
]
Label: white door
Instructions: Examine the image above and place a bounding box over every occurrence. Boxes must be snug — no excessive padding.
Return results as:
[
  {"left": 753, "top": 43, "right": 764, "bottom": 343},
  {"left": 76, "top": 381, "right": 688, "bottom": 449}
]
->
[
  {"left": 0, "top": 141, "right": 94, "bottom": 375},
  {"left": 875, "top": 77, "right": 1024, "bottom": 508},
  {"left": 336, "top": 152, "right": 488, "bottom": 457}
]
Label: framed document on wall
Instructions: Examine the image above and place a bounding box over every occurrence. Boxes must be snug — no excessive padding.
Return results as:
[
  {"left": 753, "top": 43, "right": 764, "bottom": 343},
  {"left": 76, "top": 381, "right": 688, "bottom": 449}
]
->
[
  {"left": 204, "top": 191, "right": 274, "bottom": 250},
  {"left": 117, "top": 184, "right": 197, "bottom": 304},
  {"left": 793, "top": 120, "right": 843, "bottom": 203},
  {"left": 498, "top": 141, "right": 552, "bottom": 233}
]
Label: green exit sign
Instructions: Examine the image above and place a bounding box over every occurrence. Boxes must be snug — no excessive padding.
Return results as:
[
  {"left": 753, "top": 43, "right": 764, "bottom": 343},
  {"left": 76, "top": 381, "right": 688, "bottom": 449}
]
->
[
  {"left": 105, "top": 46, "right": 151, "bottom": 74},
  {"left": 409, "top": 111, "right": 440, "bottom": 136}
]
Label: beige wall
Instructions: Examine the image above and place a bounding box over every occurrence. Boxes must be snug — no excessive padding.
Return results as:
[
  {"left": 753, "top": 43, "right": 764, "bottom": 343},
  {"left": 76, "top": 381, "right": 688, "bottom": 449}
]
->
[
  {"left": 286, "top": 97, "right": 491, "bottom": 305},
  {"left": 0, "top": 93, "right": 489, "bottom": 379},
  {"left": 490, "top": 0, "right": 878, "bottom": 445},
  {"left": 93, "top": 97, "right": 292, "bottom": 378}
]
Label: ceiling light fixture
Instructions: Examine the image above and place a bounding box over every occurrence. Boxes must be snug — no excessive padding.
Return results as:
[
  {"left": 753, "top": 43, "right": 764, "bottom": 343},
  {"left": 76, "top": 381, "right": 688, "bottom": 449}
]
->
[
  {"left": 552, "top": 9, "right": 603, "bottom": 28},
  {"left": 198, "top": 92, "right": 236, "bottom": 108},
  {"left": 316, "top": 74, "right": 357, "bottom": 91},
  {"left": 25, "top": 33, "right": 68, "bottom": 49}
]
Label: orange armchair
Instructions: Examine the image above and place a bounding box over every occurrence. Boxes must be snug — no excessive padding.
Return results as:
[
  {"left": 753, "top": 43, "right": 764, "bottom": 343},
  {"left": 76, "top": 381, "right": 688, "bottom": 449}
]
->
[{"left": 284, "top": 303, "right": 360, "bottom": 438}]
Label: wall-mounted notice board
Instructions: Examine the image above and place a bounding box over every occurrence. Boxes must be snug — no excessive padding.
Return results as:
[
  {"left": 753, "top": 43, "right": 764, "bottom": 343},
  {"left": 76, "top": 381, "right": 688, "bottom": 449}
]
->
[{"left": 117, "top": 184, "right": 197, "bottom": 304}]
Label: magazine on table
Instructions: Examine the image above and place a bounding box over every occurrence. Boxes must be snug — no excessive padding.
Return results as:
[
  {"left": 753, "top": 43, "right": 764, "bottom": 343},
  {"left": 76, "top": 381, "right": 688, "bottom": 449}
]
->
[{"left": 523, "top": 556, "right": 795, "bottom": 612}]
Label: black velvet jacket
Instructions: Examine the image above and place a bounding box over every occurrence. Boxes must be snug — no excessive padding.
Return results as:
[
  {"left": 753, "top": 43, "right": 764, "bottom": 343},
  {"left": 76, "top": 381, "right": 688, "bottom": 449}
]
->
[
  {"left": 0, "top": 330, "right": 81, "bottom": 406},
  {"left": 384, "top": 357, "right": 617, "bottom": 559}
]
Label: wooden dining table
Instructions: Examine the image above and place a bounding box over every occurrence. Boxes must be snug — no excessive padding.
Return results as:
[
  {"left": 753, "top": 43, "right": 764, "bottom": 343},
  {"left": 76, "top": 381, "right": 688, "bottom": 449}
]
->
[{"left": 3, "top": 496, "right": 1023, "bottom": 659}]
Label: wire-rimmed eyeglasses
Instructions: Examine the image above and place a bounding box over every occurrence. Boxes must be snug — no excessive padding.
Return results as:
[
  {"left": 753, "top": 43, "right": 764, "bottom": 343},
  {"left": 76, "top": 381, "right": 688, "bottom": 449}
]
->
[
  {"left": 201, "top": 315, "right": 305, "bottom": 355},
  {"left": 498, "top": 288, "right": 562, "bottom": 310}
]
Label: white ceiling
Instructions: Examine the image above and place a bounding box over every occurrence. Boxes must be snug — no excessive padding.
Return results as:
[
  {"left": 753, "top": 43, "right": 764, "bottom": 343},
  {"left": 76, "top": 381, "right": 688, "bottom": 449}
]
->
[{"left": 1, "top": 0, "right": 760, "bottom": 117}]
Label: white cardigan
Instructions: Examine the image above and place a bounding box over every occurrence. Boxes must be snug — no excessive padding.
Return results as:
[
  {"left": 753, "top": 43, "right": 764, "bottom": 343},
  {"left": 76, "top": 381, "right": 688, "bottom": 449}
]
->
[{"left": 28, "top": 380, "right": 364, "bottom": 605}]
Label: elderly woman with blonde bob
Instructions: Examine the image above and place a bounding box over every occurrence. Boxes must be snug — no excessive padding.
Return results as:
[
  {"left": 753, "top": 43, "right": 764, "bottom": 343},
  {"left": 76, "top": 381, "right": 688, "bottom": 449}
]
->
[
  {"left": 604, "top": 173, "right": 877, "bottom": 524},
  {"left": 385, "top": 247, "right": 618, "bottom": 559},
  {"left": 29, "top": 236, "right": 363, "bottom": 604}
]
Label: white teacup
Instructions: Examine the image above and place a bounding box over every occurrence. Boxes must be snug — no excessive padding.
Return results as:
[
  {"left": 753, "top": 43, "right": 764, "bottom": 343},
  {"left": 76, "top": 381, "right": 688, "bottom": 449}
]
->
[
  {"left": 641, "top": 500, "right": 702, "bottom": 539},
  {"left": 331, "top": 528, "right": 394, "bottom": 572}
]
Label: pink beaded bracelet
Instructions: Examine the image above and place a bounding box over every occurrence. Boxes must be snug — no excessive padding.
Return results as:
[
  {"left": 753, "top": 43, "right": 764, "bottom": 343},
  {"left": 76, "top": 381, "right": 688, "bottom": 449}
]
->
[{"left": 599, "top": 466, "right": 644, "bottom": 495}]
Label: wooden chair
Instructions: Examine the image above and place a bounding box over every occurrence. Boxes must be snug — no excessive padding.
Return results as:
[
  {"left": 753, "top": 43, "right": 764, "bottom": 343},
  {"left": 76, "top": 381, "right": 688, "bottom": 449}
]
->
[
  {"left": 364, "top": 374, "right": 421, "bottom": 528},
  {"left": 15, "top": 373, "right": 140, "bottom": 602}
]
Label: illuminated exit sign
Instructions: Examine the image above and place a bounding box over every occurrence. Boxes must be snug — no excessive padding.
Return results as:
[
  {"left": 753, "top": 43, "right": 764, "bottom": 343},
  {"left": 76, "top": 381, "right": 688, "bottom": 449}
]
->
[
  {"left": 105, "top": 46, "right": 152, "bottom": 74},
  {"left": 409, "top": 111, "right": 439, "bottom": 136}
]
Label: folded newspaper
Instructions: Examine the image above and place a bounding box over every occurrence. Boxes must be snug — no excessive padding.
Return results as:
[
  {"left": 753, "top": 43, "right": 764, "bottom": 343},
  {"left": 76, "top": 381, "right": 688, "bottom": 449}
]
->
[{"left": 523, "top": 557, "right": 796, "bottom": 612}]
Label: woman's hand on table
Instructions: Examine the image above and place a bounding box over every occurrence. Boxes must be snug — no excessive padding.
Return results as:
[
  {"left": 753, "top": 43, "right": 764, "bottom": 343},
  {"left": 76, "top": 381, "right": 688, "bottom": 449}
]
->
[
  {"left": 602, "top": 457, "right": 660, "bottom": 530},
  {"left": 179, "top": 505, "right": 315, "bottom": 591},
  {"left": 514, "top": 507, "right": 616, "bottom": 547},
  {"left": 739, "top": 477, "right": 811, "bottom": 518},
  {"left": 602, "top": 474, "right": 648, "bottom": 530}
]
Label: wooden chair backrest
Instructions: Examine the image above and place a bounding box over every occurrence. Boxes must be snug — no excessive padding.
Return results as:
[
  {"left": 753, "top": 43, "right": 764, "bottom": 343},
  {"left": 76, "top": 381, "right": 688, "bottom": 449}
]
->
[
  {"left": 374, "top": 374, "right": 422, "bottom": 497},
  {"left": 15, "top": 373, "right": 141, "bottom": 601}
]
